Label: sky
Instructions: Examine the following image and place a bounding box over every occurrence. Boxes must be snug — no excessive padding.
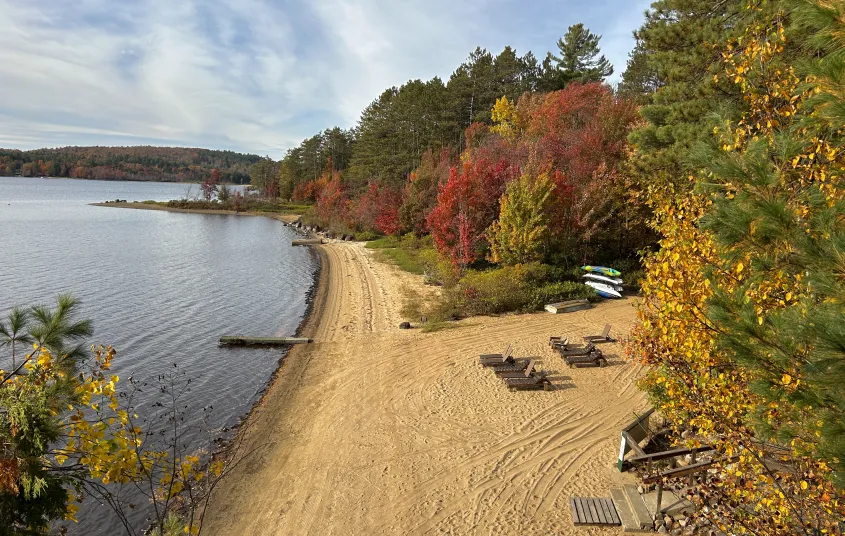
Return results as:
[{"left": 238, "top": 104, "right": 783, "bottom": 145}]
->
[{"left": 0, "top": 0, "right": 653, "bottom": 159}]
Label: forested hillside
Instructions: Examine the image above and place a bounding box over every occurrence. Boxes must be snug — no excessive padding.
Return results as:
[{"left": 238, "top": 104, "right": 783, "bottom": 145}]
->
[
  {"left": 0, "top": 146, "right": 260, "bottom": 183},
  {"left": 245, "top": 3, "right": 845, "bottom": 533}
]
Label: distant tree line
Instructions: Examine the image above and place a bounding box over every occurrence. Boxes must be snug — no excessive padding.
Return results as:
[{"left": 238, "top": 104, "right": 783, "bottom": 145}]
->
[{"left": 0, "top": 146, "right": 261, "bottom": 184}]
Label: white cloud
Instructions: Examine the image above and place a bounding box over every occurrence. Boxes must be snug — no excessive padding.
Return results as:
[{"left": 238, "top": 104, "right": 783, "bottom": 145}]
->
[{"left": 0, "top": 0, "right": 649, "bottom": 159}]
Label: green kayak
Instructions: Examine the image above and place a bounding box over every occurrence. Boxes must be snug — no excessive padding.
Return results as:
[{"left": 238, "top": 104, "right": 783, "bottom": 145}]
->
[{"left": 581, "top": 265, "right": 622, "bottom": 277}]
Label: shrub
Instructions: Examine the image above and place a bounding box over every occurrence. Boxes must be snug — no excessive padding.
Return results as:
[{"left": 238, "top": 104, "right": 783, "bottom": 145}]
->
[
  {"left": 440, "top": 263, "right": 550, "bottom": 316},
  {"left": 529, "top": 281, "right": 598, "bottom": 310}
]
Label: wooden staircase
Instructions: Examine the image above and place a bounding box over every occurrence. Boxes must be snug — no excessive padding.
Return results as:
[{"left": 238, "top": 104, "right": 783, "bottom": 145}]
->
[{"left": 609, "top": 485, "right": 653, "bottom": 532}]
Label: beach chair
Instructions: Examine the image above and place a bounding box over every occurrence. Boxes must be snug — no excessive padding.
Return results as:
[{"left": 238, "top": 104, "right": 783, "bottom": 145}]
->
[
  {"left": 494, "top": 359, "right": 538, "bottom": 378},
  {"left": 479, "top": 344, "right": 514, "bottom": 366},
  {"left": 556, "top": 343, "right": 597, "bottom": 357},
  {"left": 583, "top": 324, "right": 615, "bottom": 343},
  {"left": 549, "top": 336, "right": 568, "bottom": 348},
  {"left": 504, "top": 373, "right": 552, "bottom": 391},
  {"left": 564, "top": 352, "right": 607, "bottom": 368}
]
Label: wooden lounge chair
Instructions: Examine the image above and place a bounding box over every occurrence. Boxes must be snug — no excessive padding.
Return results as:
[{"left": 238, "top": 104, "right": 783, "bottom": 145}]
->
[
  {"left": 564, "top": 352, "right": 607, "bottom": 368},
  {"left": 549, "top": 336, "right": 568, "bottom": 348},
  {"left": 556, "top": 343, "right": 598, "bottom": 357},
  {"left": 479, "top": 345, "right": 514, "bottom": 366},
  {"left": 495, "top": 359, "right": 538, "bottom": 378},
  {"left": 583, "top": 324, "right": 615, "bottom": 343},
  {"left": 504, "top": 373, "right": 551, "bottom": 391}
]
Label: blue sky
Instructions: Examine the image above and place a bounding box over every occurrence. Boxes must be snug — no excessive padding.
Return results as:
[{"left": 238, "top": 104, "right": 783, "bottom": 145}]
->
[{"left": 0, "top": 0, "right": 652, "bottom": 159}]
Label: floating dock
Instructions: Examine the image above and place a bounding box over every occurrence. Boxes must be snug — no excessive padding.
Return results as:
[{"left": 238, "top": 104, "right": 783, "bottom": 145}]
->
[{"left": 219, "top": 336, "right": 312, "bottom": 347}]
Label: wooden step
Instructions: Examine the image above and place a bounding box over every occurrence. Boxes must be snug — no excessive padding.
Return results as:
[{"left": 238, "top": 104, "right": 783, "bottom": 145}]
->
[
  {"left": 624, "top": 484, "right": 654, "bottom": 531},
  {"left": 610, "top": 488, "right": 648, "bottom": 533}
]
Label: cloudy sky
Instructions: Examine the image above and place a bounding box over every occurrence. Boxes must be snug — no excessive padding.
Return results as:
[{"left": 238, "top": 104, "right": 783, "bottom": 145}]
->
[{"left": 0, "top": 0, "right": 652, "bottom": 159}]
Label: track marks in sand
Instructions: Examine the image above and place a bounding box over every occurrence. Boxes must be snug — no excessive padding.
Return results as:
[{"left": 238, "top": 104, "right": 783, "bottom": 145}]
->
[{"left": 203, "top": 243, "right": 646, "bottom": 536}]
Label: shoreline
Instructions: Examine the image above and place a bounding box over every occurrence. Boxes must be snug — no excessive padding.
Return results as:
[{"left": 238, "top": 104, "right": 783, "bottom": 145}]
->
[
  {"left": 90, "top": 201, "right": 301, "bottom": 224},
  {"left": 202, "top": 243, "right": 647, "bottom": 535}
]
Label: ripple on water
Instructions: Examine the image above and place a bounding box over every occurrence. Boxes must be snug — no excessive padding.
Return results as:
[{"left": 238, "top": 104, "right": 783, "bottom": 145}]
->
[{"left": 0, "top": 177, "right": 317, "bottom": 534}]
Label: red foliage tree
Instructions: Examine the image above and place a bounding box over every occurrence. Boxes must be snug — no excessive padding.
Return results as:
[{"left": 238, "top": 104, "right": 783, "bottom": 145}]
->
[
  {"left": 354, "top": 183, "right": 404, "bottom": 235},
  {"left": 314, "top": 170, "right": 349, "bottom": 227},
  {"left": 427, "top": 157, "right": 519, "bottom": 269},
  {"left": 201, "top": 168, "right": 221, "bottom": 201},
  {"left": 517, "top": 83, "right": 638, "bottom": 255}
]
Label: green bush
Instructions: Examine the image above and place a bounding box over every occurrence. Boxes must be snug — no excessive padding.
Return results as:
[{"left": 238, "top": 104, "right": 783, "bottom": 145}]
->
[
  {"left": 529, "top": 281, "right": 598, "bottom": 309},
  {"left": 439, "top": 263, "right": 549, "bottom": 317},
  {"left": 354, "top": 230, "right": 380, "bottom": 241}
]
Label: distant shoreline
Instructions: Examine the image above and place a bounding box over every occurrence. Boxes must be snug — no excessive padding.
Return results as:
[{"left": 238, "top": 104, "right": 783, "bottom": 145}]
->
[{"left": 90, "top": 201, "right": 300, "bottom": 224}]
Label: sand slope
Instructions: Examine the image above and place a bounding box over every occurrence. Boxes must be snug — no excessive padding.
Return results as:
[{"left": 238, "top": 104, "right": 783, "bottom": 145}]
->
[{"left": 203, "top": 243, "right": 646, "bottom": 535}]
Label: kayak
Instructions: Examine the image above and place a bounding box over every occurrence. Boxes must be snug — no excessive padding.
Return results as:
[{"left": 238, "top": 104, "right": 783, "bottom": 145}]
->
[
  {"left": 585, "top": 280, "right": 623, "bottom": 299},
  {"left": 581, "top": 265, "right": 622, "bottom": 278},
  {"left": 583, "top": 273, "right": 623, "bottom": 286}
]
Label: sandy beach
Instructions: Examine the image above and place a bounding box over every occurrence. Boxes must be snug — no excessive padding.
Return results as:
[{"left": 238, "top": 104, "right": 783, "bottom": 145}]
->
[{"left": 202, "top": 242, "right": 647, "bottom": 535}]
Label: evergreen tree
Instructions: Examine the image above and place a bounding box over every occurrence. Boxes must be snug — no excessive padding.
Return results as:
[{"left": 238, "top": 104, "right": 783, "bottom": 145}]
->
[
  {"left": 625, "top": 0, "right": 745, "bottom": 194},
  {"left": 700, "top": 0, "right": 845, "bottom": 490},
  {"left": 540, "top": 24, "right": 613, "bottom": 90},
  {"left": 616, "top": 41, "right": 660, "bottom": 104}
]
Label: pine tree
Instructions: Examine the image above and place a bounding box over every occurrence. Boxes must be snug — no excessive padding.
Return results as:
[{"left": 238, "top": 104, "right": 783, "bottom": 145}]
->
[
  {"left": 700, "top": 0, "right": 845, "bottom": 491},
  {"left": 625, "top": 0, "right": 745, "bottom": 196},
  {"left": 540, "top": 24, "right": 613, "bottom": 90}
]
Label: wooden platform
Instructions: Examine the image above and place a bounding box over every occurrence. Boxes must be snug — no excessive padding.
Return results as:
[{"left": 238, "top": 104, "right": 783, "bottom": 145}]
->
[
  {"left": 570, "top": 497, "right": 621, "bottom": 527},
  {"left": 292, "top": 239, "right": 323, "bottom": 246},
  {"left": 545, "top": 299, "right": 592, "bottom": 314},
  {"left": 219, "top": 336, "right": 312, "bottom": 347}
]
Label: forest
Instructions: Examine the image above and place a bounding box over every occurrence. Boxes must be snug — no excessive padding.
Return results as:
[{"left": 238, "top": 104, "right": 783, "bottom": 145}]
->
[
  {"left": 244, "top": 0, "right": 845, "bottom": 532},
  {"left": 0, "top": 146, "right": 260, "bottom": 184}
]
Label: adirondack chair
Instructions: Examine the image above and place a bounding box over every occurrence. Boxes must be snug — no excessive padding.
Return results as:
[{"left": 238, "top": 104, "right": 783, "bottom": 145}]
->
[{"left": 583, "top": 324, "right": 615, "bottom": 343}]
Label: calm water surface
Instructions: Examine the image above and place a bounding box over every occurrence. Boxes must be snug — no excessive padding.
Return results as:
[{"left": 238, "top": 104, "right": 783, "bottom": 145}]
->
[{"left": 0, "top": 177, "right": 317, "bottom": 533}]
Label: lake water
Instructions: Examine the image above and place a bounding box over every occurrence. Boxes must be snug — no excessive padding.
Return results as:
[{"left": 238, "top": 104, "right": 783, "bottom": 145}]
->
[{"left": 0, "top": 177, "right": 318, "bottom": 533}]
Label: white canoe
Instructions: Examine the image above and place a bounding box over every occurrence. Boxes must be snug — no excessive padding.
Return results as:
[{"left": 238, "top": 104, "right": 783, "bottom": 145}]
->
[
  {"left": 583, "top": 273, "right": 623, "bottom": 286},
  {"left": 585, "top": 280, "right": 623, "bottom": 299}
]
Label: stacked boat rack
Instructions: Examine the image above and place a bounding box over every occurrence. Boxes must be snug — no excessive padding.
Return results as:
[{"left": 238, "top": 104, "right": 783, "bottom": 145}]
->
[{"left": 581, "top": 265, "right": 624, "bottom": 299}]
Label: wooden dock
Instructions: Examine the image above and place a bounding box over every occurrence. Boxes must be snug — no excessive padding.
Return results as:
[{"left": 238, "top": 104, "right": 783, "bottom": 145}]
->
[
  {"left": 292, "top": 239, "right": 323, "bottom": 246},
  {"left": 219, "top": 336, "right": 312, "bottom": 347}
]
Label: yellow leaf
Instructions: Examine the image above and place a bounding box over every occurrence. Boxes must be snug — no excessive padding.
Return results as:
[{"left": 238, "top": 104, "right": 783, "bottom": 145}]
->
[{"left": 782, "top": 374, "right": 792, "bottom": 385}]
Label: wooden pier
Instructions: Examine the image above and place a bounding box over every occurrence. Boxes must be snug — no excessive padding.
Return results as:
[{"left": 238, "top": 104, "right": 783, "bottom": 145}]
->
[{"left": 219, "top": 336, "right": 312, "bottom": 347}]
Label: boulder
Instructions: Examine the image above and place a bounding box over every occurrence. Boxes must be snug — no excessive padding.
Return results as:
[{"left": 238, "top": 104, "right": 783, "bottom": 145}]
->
[{"left": 399, "top": 322, "right": 412, "bottom": 329}]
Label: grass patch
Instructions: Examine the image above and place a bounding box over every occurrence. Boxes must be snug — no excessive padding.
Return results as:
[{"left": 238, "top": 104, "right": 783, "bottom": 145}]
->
[
  {"left": 365, "top": 236, "right": 401, "bottom": 249},
  {"left": 374, "top": 248, "right": 426, "bottom": 275},
  {"left": 366, "top": 234, "right": 435, "bottom": 276}
]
